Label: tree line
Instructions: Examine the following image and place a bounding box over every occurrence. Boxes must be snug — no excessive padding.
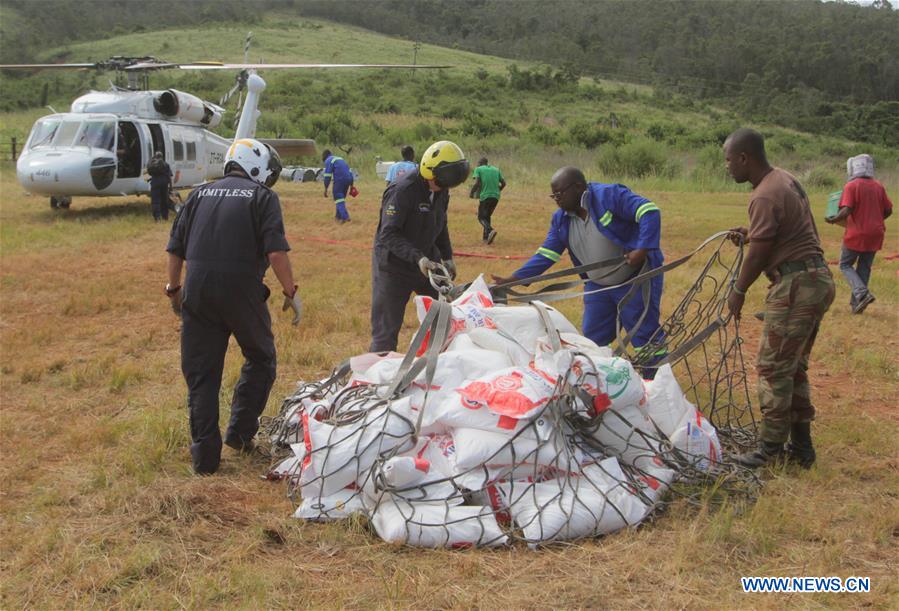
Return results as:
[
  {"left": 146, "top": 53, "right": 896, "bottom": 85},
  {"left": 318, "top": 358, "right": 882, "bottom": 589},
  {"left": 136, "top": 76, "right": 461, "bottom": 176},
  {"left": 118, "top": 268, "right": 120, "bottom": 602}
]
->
[
  {"left": 0, "top": 0, "right": 266, "bottom": 64},
  {"left": 296, "top": 0, "right": 899, "bottom": 145}
]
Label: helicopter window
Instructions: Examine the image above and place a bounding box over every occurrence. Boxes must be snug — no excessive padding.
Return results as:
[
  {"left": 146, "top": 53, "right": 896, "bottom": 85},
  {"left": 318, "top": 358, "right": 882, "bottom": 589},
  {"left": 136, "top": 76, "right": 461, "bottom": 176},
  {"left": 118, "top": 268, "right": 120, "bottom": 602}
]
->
[
  {"left": 54, "top": 121, "right": 82, "bottom": 146},
  {"left": 186, "top": 141, "right": 196, "bottom": 161},
  {"left": 28, "top": 119, "right": 62, "bottom": 149},
  {"left": 173, "top": 140, "right": 184, "bottom": 161},
  {"left": 76, "top": 121, "right": 115, "bottom": 151}
]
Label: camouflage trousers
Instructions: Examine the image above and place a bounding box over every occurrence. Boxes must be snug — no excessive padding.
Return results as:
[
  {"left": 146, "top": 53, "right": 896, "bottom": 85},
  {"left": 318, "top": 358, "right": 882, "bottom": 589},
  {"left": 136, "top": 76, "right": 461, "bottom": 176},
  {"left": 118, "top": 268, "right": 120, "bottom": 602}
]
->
[{"left": 757, "top": 265, "right": 835, "bottom": 443}]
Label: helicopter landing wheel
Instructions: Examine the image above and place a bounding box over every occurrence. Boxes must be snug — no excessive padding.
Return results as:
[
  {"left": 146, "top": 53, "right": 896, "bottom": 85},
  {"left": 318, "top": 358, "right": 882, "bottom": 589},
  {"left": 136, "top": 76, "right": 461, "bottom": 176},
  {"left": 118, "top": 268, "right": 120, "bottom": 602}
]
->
[
  {"left": 50, "top": 197, "right": 59, "bottom": 209},
  {"left": 58, "top": 196, "right": 71, "bottom": 209}
]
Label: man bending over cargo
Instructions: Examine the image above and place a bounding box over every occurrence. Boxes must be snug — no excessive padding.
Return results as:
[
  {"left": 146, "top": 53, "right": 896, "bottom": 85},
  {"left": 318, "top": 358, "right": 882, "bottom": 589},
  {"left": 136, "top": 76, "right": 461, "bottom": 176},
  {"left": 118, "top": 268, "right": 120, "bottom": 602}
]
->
[{"left": 492, "top": 166, "right": 666, "bottom": 378}]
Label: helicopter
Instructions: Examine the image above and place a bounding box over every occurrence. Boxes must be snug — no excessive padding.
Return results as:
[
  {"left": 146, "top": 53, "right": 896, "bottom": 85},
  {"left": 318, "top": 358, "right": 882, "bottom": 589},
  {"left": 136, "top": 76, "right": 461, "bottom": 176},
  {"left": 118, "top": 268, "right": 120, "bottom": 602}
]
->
[{"left": 0, "top": 54, "right": 446, "bottom": 209}]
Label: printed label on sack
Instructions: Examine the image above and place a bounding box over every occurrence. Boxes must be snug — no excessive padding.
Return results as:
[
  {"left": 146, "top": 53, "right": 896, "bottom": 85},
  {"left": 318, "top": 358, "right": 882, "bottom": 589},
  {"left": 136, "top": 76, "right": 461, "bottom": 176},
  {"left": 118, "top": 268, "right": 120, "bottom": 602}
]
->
[
  {"left": 416, "top": 297, "right": 497, "bottom": 356},
  {"left": 597, "top": 360, "right": 634, "bottom": 399},
  {"left": 456, "top": 369, "right": 552, "bottom": 419}
]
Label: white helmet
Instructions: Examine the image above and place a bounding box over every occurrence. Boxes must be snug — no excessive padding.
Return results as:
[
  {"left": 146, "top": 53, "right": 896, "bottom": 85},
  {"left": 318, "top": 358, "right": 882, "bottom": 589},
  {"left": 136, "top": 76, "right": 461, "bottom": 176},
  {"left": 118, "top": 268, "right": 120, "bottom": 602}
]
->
[{"left": 224, "top": 138, "right": 282, "bottom": 187}]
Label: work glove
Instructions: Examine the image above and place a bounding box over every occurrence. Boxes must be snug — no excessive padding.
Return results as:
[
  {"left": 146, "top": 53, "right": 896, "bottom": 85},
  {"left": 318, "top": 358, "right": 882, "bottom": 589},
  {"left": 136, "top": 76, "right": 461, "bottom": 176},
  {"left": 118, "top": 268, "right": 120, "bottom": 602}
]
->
[
  {"left": 442, "top": 259, "right": 457, "bottom": 280},
  {"left": 282, "top": 285, "right": 302, "bottom": 326},
  {"left": 418, "top": 257, "right": 439, "bottom": 278}
]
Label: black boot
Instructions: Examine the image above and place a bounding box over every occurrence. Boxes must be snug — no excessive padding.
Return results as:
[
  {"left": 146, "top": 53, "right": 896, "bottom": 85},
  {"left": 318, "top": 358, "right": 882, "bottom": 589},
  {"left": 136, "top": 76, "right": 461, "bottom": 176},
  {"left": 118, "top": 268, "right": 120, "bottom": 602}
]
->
[
  {"left": 786, "top": 422, "right": 816, "bottom": 469},
  {"left": 733, "top": 440, "right": 785, "bottom": 468}
]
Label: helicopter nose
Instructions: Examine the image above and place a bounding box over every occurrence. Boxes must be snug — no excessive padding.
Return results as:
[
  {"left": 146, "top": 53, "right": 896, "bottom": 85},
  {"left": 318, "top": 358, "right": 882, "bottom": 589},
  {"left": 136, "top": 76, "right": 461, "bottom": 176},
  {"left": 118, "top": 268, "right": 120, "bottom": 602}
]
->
[
  {"left": 16, "top": 151, "right": 117, "bottom": 195},
  {"left": 17, "top": 151, "right": 94, "bottom": 195}
]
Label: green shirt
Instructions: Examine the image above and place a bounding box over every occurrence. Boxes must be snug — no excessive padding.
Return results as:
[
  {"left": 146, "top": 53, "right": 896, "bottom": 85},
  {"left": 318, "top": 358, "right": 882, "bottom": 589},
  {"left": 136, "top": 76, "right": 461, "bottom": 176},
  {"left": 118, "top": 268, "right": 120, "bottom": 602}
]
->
[{"left": 472, "top": 165, "right": 504, "bottom": 201}]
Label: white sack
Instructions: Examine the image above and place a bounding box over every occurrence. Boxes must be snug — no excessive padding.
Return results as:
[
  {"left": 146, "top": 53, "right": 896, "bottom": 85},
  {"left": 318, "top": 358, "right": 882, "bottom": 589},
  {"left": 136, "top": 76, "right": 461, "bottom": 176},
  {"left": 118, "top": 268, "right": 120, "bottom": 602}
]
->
[
  {"left": 451, "top": 426, "right": 562, "bottom": 471},
  {"left": 294, "top": 486, "right": 367, "bottom": 520},
  {"left": 298, "top": 398, "right": 416, "bottom": 497},
  {"left": 483, "top": 303, "right": 579, "bottom": 356},
  {"left": 499, "top": 458, "right": 649, "bottom": 547},
  {"left": 466, "top": 327, "right": 534, "bottom": 366},
  {"left": 370, "top": 495, "right": 508, "bottom": 548},
  {"left": 645, "top": 364, "right": 721, "bottom": 470},
  {"left": 374, "top": 452, "right": 460, "bottom": 505},
  {"left": 847, "top": 153, "right": 874, "bottom": 179}
]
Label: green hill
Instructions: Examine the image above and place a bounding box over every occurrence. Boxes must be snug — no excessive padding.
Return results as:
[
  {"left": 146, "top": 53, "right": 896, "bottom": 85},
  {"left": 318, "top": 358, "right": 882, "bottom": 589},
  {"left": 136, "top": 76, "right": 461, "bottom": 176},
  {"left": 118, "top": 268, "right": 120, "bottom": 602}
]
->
[{"left": 1, "top": 14, "right": 895, "bottom": 193}]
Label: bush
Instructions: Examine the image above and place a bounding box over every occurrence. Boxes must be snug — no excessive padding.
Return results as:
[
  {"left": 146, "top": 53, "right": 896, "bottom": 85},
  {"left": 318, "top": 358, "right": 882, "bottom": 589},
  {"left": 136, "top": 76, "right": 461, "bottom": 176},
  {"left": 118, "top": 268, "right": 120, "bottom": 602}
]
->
[
  {"left": 441, "top": 104, "right": 468, "bottom": 120},
  {"left": 527, "top": 123, "right": 562, "bottom": 146},
  {"left": 598, "top": 138, "right": 675, "bottom": 178},
  {"left": 567, "top": 120, "right": 613, "bottom": 149},
  {"left": 646, "top": 122, "right": 686, "bottom": 144},
  {"left": 412, "top": 121, "right": 440, "bottom": 141},
  {"left": 302, "top": 112, "right": 358, "bottom": 145},
  {"left": 460, "top": 112, "right": 515, "bottom": 138},
  {"left": 800, "top": 166, "right": 840, "bottom": 189}
]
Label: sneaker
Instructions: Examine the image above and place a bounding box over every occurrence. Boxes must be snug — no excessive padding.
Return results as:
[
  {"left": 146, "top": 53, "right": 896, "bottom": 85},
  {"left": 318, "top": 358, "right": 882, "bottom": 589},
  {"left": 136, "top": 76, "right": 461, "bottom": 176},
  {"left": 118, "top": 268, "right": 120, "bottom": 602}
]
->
[
  {"left": 486, "top": 229, "right": 498, "bottom": 245},
  {"left": 851, "top": 292, "right": 875, "bottom": 314}
]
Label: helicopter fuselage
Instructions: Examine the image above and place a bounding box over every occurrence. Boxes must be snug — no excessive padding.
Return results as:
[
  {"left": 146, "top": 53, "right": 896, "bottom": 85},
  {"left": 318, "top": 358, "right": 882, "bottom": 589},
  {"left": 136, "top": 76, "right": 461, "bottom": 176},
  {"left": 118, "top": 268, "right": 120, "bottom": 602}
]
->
[{"left": 16, "top": 89, "right": 231, "bottom": 200}]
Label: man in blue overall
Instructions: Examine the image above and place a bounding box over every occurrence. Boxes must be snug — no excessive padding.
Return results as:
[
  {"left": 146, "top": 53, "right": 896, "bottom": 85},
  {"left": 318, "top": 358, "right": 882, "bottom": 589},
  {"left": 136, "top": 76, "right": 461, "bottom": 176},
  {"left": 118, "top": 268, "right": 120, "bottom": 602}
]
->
[
  {"left": 493, "top": 166, "right": 665, "bottom": 377},
  {"left": 322, "top": 149, "right": 354, "bottom": 223}
]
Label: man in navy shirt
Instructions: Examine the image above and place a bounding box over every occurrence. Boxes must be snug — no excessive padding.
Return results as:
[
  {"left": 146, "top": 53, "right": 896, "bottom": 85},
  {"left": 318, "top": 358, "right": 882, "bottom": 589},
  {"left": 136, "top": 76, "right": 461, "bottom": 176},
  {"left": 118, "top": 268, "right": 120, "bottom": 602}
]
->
[
  {"left": 370, "top": 140, "right": 470, "bottom": 352},
  {"left": 166, "top": 138, "right": 301, "bottom": 475}
]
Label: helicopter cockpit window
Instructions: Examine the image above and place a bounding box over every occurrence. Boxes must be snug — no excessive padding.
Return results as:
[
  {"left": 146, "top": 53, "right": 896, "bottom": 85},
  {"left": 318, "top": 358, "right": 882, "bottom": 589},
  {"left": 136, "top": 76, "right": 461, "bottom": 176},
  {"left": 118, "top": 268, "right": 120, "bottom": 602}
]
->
[
  {"left": 28, "top": 119, "right": 62, "bottom": 149},
  {"left": 54, "top": 121, "right": 82, "bottom": 147},
  {"left": 76, "top": 121, "right": 115, "bottom": 151}
]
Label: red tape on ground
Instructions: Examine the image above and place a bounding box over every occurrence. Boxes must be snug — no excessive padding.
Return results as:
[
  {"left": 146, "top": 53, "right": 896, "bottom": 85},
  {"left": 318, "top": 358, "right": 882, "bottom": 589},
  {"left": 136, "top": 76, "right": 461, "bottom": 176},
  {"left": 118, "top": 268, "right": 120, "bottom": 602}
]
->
[
  {"left": 296, "top": 236, "right": 897, "bottom": 266},
  {"left": 295, "top": 235, "right": 528, "bottom": 260}
]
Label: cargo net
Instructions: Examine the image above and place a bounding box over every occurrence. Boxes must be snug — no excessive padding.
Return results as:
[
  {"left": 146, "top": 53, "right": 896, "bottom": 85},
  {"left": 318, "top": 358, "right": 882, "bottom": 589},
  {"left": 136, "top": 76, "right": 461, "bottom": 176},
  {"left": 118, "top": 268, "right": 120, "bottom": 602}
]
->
[{"left": 260, "top": 233, "right": 759, "bottom": 548}]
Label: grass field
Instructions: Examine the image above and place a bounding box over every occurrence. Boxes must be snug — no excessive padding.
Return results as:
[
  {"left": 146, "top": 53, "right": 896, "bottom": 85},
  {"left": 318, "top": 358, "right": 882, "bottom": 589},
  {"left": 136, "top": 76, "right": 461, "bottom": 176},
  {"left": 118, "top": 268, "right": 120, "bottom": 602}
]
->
[{"left": 1, "top": 147, "right": 897, "bottom": 607}]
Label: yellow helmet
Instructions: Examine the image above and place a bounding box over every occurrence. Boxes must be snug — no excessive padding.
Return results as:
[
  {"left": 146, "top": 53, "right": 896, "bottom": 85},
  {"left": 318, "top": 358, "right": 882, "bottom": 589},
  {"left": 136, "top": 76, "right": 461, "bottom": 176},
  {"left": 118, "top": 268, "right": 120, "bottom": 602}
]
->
[{"left": 419, "top": 140, "right": 470, "bottom": 188}]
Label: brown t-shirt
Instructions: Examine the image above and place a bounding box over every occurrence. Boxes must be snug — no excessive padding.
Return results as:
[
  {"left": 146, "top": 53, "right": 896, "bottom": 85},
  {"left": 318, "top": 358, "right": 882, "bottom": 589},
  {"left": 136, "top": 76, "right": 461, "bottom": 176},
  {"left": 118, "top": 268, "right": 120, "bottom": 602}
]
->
[{"left": 748, "top": 167, "right": 823, "bottom": 274}]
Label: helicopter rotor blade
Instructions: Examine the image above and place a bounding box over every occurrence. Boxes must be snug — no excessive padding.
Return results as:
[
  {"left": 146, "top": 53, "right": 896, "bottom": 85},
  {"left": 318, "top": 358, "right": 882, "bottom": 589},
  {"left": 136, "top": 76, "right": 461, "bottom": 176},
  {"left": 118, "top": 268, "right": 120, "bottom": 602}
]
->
[
  {"left": 175, "top": 63, "right": 451, "bottom": 70},
  {"left": 219, "top": 78, "right": 242, "bottom": 107},
  {"left": 0, "top": 60, "right": 451, "bottom": 73},
  {"left": 0, "top": 62, "right": 98, "bottom": 70}
]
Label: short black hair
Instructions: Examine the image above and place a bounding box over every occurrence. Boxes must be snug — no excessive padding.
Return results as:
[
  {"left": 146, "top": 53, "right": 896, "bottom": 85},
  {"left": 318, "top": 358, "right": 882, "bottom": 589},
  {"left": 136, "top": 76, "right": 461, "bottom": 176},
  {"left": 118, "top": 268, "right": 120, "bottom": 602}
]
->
[
  {"left": 321, "top": 149, "right": 332, "bottom": 162},
  {"left": 725, "top": 128, "right": 767, "bottom": 162},
  {"left": 478, "top": 157, "right": 488, "bottom": 166},
  {"left": 401, "top": 145, "right": 414, "bottom": 161}
]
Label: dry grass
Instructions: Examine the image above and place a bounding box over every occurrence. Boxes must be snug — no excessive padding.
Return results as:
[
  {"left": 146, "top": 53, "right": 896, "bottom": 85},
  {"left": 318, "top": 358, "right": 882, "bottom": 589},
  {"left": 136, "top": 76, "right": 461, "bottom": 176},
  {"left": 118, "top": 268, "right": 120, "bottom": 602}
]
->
[{"left": 1, "top": 162, "right": 897, "bottom": 609}]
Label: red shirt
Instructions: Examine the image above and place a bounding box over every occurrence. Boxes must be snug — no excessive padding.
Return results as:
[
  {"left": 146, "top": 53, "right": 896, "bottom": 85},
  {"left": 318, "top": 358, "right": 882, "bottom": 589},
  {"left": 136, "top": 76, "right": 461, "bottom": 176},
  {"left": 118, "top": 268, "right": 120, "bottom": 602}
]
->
[{"left": 839, "top": 178, "right": 893, "bottom": 252}]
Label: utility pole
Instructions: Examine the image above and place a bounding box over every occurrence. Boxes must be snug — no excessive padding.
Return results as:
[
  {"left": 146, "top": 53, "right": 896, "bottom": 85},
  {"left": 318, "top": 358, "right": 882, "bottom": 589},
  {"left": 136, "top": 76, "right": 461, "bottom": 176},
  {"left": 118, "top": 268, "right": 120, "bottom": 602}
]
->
[{"left": 412, "top": 41, "right": 421, "bottom": 78}]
